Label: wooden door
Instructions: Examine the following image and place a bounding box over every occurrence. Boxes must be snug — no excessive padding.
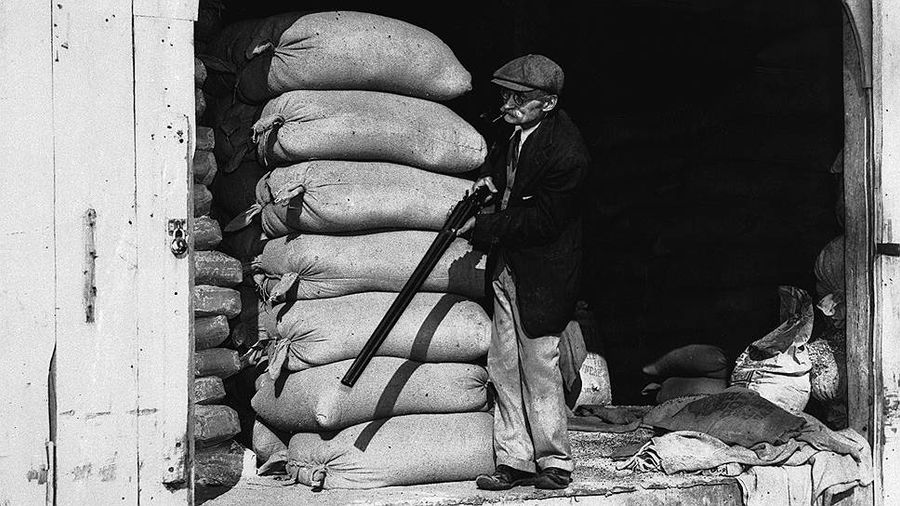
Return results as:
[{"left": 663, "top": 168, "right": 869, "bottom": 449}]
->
[{"left": 0, "top": 1, "right": 197, "bottom": 504}]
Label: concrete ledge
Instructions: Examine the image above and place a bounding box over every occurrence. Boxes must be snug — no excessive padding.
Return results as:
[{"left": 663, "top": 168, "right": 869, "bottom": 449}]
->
[{"left": 200, "top": 428, "right": 743, "bottom": 505}]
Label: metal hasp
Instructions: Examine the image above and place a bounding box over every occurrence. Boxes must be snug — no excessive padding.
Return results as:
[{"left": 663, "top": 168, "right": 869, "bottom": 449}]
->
[
  {"left": 876, "top": 243, "right": 900, "bottom": 257},
  {"left": 168, "top": 218, "right": 189, "bottom": 257},
  {"left": 340, "top": 185, "right": 493, "bottom": 387}
]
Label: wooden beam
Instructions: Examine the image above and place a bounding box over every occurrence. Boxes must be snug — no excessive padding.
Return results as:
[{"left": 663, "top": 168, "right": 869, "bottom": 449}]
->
[
  {"left": 133, "top": 13, "right": 195, "bottom": 505},
  {"left": 842, "top": 0, "right": 875, "bottom": 449},
  {"left": 51, "top": 1, "right": 140, "bottom": 503},
  {"left": 0, "top": 1, "right": 56, "bottom": 504},
  {"left": 872, "top": 0, "right": 900, "bottom": 503}
]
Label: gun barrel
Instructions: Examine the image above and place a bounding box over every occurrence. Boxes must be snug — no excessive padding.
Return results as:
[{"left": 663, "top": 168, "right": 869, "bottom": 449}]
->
[{"left": 340, "top": 186, "right": 490, "bottom": 387}]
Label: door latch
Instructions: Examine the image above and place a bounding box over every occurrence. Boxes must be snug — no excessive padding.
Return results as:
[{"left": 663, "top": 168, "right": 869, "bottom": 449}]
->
[
  {"left": 168, "top": 219, "right": 189, "bottom": 257},
  {"left": 876, "top": 243, "right": 900, "bottom": 257}
]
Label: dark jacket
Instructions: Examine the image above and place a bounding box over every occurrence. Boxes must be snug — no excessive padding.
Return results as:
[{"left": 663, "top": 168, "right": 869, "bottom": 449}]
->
[{"left": 472, "top": 109, "right": 590, "bottom": 337}]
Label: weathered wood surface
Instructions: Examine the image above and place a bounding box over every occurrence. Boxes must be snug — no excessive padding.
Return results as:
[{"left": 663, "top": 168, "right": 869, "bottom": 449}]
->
[
  {"left": 134, "top": 9, "right": 196, "bottom": 501},
  {"left": 843, "top": 3, "right": 874, "bottom": 447},
  {"left": 873, "top": 0, "right": 900, "bottom": 503},
  {"left": 51, "top": 2, "right": 141, "bottom": 503},
  {"left": 0, "top": 1, "right": 56, "bottom": 504}
]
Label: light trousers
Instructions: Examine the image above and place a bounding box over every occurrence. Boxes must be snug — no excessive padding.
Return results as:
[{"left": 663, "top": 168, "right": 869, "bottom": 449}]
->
[{"left": 488, "top": 261, "right": 574, "bottom": 473}]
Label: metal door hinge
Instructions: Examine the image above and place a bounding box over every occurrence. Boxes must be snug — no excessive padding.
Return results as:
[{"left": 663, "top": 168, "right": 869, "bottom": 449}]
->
[
  {"left": 168, "top": 219, "right": 189, "bottom": 257},
  {"left": 876, "top": 243, "right": 900, "bottom": 257}
]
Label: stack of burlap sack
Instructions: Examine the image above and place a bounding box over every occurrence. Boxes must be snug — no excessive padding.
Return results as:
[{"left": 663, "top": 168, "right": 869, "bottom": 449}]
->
[
  {"left": 197, "top": 10, "right": 500, "bottom": 490},
  {"left": 641, "top": 250, "right": 846, "bottom": 429},
  {"left": 192, "top": 56, "right": 251, "bottom": 487}
]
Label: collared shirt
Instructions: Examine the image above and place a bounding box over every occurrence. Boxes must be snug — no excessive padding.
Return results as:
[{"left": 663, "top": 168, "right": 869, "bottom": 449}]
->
[{"left": 501, "top": 122, "right": 541, "bottom": 210}]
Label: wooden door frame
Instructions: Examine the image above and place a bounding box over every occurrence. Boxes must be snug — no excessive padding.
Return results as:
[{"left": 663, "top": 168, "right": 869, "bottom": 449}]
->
[{"left": 843, "top": 1, "right": 900, "bottom": 504}]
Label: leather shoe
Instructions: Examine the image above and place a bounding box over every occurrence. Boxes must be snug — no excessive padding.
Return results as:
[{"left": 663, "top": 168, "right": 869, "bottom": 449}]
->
[
  {"left": 475, "top": 464, "right": 535, "bottom": 490},
  {"left": 534, "top": 467, "right": 572, "bottom": 490}
]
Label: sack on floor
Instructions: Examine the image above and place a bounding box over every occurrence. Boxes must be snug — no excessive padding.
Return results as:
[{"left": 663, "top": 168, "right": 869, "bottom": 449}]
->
[
  {"left": 245, "top": 161, "right": 471, "bottom": 237},
  {"left": 578, "top": 351, "right": 612, "bottom": 407},
  {"left": 255, "top": 230, "right": 486, "bottom": 301},
  {"left": 285, "top": 412, "right": 495, "bottom": 489},
  {"left": 730, "top": 286, "right": 813, "bottom": 413},
  {"left": 268, "top": 292, "right": 490, "bottom": 371},
  {"left": 203, "top": 11, "right": 472, "bottom": 104},
  {"left": 642, "top": 344, "right": 730, "bottom": 379},
  {"left": 252, "top": 90, "right": 486, "bottom": 173},
  {"left": 252, "top": 417, "right": 290, "bottom": 467}
]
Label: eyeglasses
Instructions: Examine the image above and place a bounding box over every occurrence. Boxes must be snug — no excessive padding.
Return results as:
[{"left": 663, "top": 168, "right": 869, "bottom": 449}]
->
[{"left": 500, "top": 89, "right": 549, "bottom": 107}]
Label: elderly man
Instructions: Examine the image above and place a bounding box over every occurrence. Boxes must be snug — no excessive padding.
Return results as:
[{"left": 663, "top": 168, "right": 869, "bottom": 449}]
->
[{"left": 458, "top": 54, "right": 590, "bottom": 490}]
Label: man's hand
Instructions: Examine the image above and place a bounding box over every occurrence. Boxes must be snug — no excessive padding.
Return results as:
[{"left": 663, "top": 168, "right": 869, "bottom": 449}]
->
[
  {"left": 455, "top": 177, "right": 497, "bottom": 237},
  {"left": 473, "top": 176, "right": 498, "bottom": 198}
]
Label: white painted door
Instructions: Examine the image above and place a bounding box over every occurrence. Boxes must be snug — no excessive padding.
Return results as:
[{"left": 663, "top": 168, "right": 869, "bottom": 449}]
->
[{"left": 0, "top": 1, "right": 197, "bottom": 504}]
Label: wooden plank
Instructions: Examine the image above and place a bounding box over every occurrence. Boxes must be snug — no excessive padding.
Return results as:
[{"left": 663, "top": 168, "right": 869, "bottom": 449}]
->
[
  {"left": 845, "top": 0, "right": 873, "bottom": 86},
  {"left": 843, "top": 1, "right": 875, "bottom": 449},
  {"left": 0, "top": 1, "right": 56, "bottom": 504},
  {"left": 873, "top": 1, "right": 900, "bottom": 504},
  {"left": 133, "top": 13, "right": 195, "bottom": 504},
  {"left": 134, "top": 0, "right": 199, "bottom": 21},
  {"left": 51, "top": 1, "right": 140, "bottom": 504}
]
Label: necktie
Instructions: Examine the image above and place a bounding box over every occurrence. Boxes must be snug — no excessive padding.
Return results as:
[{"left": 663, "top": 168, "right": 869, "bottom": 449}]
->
[{"left": 501, "top": 129, "right": 521, "bottom": 210}]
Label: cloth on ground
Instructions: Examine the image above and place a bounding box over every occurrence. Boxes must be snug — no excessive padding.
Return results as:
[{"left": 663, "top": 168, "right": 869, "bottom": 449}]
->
[
  {"left": 615, "top": 404, "right": 872, "bottom": 505},
  {"left": 736, "top": 424, "right": 872, "bottom": 506},
  {"left": 568, "top": 395, "right": 700, "bottom": 433}
]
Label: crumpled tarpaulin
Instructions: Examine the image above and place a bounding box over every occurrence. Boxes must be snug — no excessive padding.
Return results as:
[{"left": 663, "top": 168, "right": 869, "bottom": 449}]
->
[{"left": 610, "top": 388, "right": 872, "bottom": 506}]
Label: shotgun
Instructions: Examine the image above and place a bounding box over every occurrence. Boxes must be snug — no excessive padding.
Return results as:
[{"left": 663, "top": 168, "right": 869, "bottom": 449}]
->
[{"left": 340, "top": 184, "right": 493, "bottom": 387}]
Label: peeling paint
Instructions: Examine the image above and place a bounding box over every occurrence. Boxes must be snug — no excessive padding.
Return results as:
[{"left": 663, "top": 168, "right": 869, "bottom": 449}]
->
[
  {"left": 884, "top": 393, "right": 900, "bottom": 421},
  {"left": 25, "top": 466, "right": 48, "bottom": 484},
  {"left": 71, "top": 463, "right": 92, "bottom": 481},
  {"left": 99, "top": 463, "right": 116, "bottom": 482},
  {"left": 127, "top": 408, "right": 159, "bottom": 416}
]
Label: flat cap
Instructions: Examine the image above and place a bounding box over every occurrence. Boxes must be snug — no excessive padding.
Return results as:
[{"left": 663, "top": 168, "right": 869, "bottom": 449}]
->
[{"left": 491, "top": 54, "right": 564, "bottom": 94}]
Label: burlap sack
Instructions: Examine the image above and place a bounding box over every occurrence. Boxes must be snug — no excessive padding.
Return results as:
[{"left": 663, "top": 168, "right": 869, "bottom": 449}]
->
[
  {"left": 256, "top": 231, "right": 486, "bottom": 301},
  {"left": 268, "top": 292, "right": 489, "bottom": 371},
  {"left": 285, "top": 412, "right": 495, "bottom": 489},
  {"left": 251, "top": 161, "right": 470, "bottom": 237},
  {"left": 642, "top": 344, "right": 730, "bottom": 379},
  {"left": 253, "top": 90, "right": 486, "bottom": 173},
  {"left": 204, "top": 11, "right": 471, "bottom": 103},
  {"left": 252, "top": 358, "right": 490, "bottom": 432}
]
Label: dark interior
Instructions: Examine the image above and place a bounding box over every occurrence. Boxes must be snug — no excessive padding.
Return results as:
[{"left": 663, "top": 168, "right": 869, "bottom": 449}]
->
[{"left": 198, "top": 0, "right": 844, "bottom": 405}]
